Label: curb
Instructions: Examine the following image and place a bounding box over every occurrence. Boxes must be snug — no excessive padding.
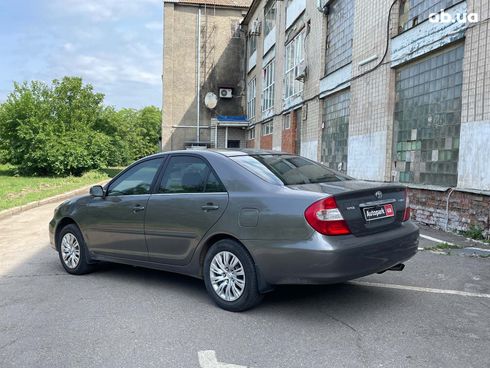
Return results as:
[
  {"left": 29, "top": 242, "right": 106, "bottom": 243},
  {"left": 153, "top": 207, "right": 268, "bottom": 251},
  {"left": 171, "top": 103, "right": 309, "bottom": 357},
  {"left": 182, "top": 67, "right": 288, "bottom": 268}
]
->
[{"left": 0, "top": 180, "right": 108, "bottom": 221}]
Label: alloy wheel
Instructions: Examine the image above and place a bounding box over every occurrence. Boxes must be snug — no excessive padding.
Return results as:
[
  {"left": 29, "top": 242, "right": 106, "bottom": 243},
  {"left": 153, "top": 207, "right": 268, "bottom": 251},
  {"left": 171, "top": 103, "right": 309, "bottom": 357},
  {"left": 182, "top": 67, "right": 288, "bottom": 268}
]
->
[
  {"left": 209, "top": 251, "right": 246, "bottom": 302},
  {"left": 61, "top": 232, "right": 81, "bottom": 269}
]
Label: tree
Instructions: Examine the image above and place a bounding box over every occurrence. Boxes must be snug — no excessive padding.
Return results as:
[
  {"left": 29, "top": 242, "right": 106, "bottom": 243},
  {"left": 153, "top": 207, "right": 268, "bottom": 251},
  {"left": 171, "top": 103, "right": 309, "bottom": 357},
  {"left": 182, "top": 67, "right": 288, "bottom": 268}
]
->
[
  {"left": 0, "top": 77, "right": 162, "bottom": 176},
  {"left": 0, "top": 77, "right": 109, "bottom": 175}
]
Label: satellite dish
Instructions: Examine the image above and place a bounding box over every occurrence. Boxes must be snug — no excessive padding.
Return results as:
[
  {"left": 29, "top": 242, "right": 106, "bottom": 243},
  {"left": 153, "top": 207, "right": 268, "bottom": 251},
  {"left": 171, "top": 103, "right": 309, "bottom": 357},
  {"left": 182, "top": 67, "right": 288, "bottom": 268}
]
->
[{"left": 204, "top": 92, "right": 218, "bottom": 109}]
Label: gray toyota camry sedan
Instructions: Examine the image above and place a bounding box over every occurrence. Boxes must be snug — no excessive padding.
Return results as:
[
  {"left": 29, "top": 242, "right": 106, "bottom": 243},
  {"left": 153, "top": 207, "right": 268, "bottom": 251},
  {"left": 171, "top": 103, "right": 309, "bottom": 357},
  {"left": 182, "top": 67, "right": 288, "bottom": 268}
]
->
[{"left": 49, "top": 149, "right": 419, "bottom": 311}]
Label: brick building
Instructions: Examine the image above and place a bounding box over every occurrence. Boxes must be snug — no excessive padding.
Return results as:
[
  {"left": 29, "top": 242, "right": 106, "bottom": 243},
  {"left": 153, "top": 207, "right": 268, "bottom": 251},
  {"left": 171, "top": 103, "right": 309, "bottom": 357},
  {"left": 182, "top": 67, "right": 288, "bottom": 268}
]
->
[
  {"left": 162, "top": 0, "right": 490, "bottom": 236},
  {"left": 239, "top": 0, "right": 490, "bottom": 236},
  {"left": 162, "top": 0, "right": 251, "bottom": 150}
]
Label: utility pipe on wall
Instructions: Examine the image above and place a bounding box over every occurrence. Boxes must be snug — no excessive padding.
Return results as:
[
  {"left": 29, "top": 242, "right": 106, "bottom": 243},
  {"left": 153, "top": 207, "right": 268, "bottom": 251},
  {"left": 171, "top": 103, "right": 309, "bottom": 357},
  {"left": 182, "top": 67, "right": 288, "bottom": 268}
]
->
[{"left": 196, "top": 7, "right": 201, "bottom": 143}]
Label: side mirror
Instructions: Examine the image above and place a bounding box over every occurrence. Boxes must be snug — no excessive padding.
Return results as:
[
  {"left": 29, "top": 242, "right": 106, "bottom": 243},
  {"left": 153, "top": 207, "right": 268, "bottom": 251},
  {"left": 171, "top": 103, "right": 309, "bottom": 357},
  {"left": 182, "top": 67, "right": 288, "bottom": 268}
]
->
[{"left": 90, "top": 185, "right": 105, "bottom": 197}]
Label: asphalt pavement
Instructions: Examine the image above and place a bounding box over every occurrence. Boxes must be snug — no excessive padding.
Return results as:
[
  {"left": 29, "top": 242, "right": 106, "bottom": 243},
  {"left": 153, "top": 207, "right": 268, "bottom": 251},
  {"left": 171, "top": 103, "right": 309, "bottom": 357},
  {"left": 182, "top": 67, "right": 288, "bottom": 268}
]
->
[{"left": 0, "top": 201, "right": 489, "bottom": 368}]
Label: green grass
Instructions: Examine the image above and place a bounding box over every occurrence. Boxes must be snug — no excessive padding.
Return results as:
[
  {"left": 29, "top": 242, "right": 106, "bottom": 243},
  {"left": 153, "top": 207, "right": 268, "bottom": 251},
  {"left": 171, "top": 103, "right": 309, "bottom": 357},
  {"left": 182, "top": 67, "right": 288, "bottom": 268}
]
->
[
  {"left": 0, "top": 164, "right": 124, "bottom": 211},
  {"left": 434, "top": 242, "right": 461, "bottom": 250}
]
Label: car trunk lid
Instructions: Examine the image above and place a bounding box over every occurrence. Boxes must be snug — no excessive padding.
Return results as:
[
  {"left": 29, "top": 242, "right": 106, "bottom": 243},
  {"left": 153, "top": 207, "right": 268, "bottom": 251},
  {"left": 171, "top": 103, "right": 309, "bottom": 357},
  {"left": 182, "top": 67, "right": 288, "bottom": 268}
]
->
[{"left": 289, "top": 181, "right": 408, "bottom": 236}]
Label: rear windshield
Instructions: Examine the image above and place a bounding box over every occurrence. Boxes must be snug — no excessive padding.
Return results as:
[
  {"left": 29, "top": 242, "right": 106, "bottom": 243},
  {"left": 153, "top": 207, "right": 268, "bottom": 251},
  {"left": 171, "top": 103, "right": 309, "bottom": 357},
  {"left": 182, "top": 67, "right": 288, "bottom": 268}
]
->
[{"left": 230, "top": 154, "right": 351, "bottom": 185}]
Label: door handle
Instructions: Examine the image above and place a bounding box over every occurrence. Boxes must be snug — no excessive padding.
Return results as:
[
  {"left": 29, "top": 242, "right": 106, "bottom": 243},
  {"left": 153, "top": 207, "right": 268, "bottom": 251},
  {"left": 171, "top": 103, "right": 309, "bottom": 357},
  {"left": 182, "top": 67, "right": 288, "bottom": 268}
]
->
[
  {"left": 201, "top": 204, "right": 219, "bottom": 212},
  {"left": 132, "top": 205, "right": 145, "bottom": 213}
]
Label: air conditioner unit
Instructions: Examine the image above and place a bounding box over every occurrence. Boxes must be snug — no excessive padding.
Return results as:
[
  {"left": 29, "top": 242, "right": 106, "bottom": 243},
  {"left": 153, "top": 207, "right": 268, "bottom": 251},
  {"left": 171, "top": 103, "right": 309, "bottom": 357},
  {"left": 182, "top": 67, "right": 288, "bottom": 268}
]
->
[
  {"left": 219, "top": 88, "right": 233, "bottom": 99},
  {"left": 295, "top": 62, "right": 308, "bottom": 82}
]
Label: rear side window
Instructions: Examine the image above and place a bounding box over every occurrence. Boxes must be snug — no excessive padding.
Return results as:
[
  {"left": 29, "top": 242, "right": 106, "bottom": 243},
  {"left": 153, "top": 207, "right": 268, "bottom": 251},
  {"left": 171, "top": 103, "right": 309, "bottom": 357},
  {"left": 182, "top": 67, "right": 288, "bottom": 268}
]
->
[
  {"left": 231, "top": 154, "right": 350, "bottom": 185},
  {"left": 158, "top": 156, "right": 226, "bottom": 193}
]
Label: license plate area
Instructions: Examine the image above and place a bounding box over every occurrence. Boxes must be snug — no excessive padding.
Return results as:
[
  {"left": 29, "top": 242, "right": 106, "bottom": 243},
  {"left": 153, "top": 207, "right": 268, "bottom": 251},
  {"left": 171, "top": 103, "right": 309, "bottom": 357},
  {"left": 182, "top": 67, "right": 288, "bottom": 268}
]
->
[{"left": 363, "top": 204, "right": 395, "bottom": 222}]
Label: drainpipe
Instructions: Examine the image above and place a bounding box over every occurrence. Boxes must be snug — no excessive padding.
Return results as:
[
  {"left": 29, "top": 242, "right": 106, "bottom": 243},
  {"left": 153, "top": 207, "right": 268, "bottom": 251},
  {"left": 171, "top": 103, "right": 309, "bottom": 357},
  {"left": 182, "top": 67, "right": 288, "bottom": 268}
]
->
[
  {"left": 445, "top": 188, "right": 455, "bottom": 231},
  {"left": 196, "top": 7, "right": 201, "bottom": 144},
  {"left": 215, "top": 121, "right": 219, "bottom": 148},
  {"left": 225, "top": 126, "right": 229, "bottom": 148}
]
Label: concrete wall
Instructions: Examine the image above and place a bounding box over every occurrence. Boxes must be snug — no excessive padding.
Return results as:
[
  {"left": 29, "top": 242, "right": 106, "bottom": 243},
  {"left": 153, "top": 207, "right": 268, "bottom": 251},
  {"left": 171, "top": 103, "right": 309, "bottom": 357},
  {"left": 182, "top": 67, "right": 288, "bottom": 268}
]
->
[{"left": 162, "top": 2, "right": 247, "bottom": 150}]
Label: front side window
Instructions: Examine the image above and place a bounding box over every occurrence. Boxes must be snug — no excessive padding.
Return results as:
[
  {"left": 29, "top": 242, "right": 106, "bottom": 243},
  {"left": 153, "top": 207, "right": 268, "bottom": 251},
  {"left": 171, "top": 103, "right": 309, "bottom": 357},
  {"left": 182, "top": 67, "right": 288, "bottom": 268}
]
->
[
  {"left": 284, "top": 31, "right": 304, "bottom": 100},
  {"left": 158, "top": 156, "right": 226, "bottom": 194},
  {"left": 264, "top": 0, "right": 277, "bottom": 36},
  {"left": 262, "top": 60, "right": 275, "bottom": 112},
  {"left": 247, "top": 78, "right": 257, "bottom": 121},
  {"left": 231, "top": 154, "right": 350, "bottom": 185},
  {"left": 107, "top": 158, "right": 163, "bottom": 196},
  {"left": 325, "top": 0, "right": 355, "bottom": 75}
]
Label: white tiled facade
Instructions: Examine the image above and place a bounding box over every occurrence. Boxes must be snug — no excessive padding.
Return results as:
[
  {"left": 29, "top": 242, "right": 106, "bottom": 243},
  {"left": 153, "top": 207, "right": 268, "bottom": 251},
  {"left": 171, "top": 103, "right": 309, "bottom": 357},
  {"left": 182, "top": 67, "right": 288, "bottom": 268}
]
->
[{"left": 243, "top": 0, "right": 490, "bottom": 192}]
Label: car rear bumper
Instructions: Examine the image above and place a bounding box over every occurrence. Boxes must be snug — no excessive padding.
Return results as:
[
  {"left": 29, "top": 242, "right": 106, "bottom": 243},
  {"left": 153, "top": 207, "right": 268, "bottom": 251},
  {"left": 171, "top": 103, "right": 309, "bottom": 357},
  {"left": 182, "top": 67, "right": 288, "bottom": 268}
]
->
[{"left": 247, "top": 222, "right": 419, "bottom": 285}]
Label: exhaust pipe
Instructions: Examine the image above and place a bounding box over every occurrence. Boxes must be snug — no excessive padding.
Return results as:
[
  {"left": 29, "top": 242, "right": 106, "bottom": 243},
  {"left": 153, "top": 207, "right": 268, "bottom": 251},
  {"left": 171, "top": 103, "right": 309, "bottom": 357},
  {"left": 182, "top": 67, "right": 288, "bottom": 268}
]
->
[{"left": 377, "top": 263, "right": 405, "bottom": 274}]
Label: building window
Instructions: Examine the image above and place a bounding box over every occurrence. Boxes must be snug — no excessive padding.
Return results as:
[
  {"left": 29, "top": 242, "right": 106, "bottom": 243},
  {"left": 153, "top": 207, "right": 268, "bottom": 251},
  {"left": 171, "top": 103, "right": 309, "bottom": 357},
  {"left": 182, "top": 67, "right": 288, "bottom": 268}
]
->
[
  {"left": 325, "top": 0, "right": 355, "bottom": 75},
  {"left": 248, "top": 34, "right": 257, "bottom": 57},
  {"left": 283, "top": 114, "right": 291, "bottom": 130},
  {"left": 321, "top": 90, "right": 350, "bottom": 172},
  {"left": 284, "top": 31, "right": 304, "bottom": 100},
  {"left": 262, "top": 121, "right": 273, "bottom": 136},
  {"left": 262, "top": 61, "right": 275, "bottom": 113},
  {"left": 394, "top": 44, "right": 464, "bottom": 186},
  {"left": 264, "top": 0, "right": 277, "bottom": 36},
  {"left": 247, "top": 127, "right": 256, "bottom": 140},
  {"left": 247, "top": 78, "right": 256, "bottom": 121},
  {"left": 399, "top": 0, "right": 459, "bottom": 33}
]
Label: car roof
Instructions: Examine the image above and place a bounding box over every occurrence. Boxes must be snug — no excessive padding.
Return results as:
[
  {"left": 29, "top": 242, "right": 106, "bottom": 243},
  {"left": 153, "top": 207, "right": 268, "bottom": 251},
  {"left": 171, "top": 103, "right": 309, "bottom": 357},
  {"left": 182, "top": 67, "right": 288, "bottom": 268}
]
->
[{"left": 146, "top": 149, "right": 290, "bottom": 158}]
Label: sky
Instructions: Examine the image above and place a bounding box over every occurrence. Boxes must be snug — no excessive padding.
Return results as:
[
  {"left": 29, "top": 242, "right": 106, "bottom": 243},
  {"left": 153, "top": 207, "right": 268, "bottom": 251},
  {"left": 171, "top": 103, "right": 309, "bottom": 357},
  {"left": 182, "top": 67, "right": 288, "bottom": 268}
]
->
[{"left": 0, "top": 0, "right": 163, "bottom": 109}]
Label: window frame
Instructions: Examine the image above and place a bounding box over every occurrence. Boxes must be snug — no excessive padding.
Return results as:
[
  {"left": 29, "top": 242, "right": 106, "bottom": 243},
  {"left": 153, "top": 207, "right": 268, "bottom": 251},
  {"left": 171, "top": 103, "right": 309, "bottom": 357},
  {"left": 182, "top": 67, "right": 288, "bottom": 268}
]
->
[
  {"left": 262, "top": 121, "right": 273, "bottom": 136},
  {"left": 262, "top": 60, "right": 275, "bottom": 113},
  {"left": 284, "top": 31, "right": 305, "bottom": 100},
  {"left": 247, "top": 77, "right": 257, "bottom": 121},
  {"left": 106, "top": 157, "right": 166, "bottom": 197},
  {"left": 324, "top": 0, "right": 355, "bottom": 76},
  {"left": 155, "top": 154, "right": 227, "bottom": 195},
  {"left": 283, "top": 114, "right": 291, "bottom": 130},
  {"left": 264, "top": 0, "right": 277, "bottom": 36},
  {"left": 247, "top": 127, "right": 256, "bottom": 140}
]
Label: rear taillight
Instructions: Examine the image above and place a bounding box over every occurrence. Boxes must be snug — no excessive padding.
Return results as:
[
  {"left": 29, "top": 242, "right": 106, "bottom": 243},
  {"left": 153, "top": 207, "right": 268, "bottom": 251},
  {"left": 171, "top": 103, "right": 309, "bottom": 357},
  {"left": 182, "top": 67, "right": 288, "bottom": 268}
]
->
[
  {"left": 304, "top": 196, "right": 351, "bottom": 236},
  {"left": 403, "top": 189, "right": 411, "bottom": 222}
]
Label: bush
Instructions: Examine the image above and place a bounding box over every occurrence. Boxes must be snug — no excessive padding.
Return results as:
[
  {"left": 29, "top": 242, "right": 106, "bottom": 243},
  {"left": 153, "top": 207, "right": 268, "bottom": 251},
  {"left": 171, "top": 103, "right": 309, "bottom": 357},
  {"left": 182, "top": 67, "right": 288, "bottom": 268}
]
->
[{"left": 0, "top": 77, "right": 162, "bottom": 176}]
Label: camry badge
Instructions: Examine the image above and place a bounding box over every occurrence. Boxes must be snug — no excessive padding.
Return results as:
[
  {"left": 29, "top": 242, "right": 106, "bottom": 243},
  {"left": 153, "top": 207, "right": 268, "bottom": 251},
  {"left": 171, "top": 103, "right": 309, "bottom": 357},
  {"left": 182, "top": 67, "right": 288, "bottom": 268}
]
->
[{"left": 375, "top": 191, "right": 383, "bottom": 199}]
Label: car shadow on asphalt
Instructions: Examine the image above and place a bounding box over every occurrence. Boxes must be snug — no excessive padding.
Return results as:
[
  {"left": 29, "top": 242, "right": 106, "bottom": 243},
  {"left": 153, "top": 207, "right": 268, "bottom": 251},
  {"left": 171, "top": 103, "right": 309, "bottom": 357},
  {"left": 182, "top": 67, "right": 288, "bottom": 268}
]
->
[{"left": 91, "top": 261, "right": 405, "bottom": 317}]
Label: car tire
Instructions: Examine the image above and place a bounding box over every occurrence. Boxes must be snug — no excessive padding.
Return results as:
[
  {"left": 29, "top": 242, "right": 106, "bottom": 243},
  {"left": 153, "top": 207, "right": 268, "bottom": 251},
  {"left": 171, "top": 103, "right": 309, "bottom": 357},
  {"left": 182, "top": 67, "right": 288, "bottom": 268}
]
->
[
  {"left": 58, "top": 224, "right": 94, "bottom": 275},
  {"left": 203, "top": 239, "right": 263, "bottom": 312}
]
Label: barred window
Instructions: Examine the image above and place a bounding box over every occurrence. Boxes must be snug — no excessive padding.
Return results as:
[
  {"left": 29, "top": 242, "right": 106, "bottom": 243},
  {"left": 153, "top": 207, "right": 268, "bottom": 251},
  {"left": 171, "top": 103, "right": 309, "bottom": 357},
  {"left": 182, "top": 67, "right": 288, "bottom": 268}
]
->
[
  {"left": 394, "top": 44, "right": 464, "bottom": 186},
  {"left": 321, "top": 90, "right": 351, "bottom": 172},
  {"left": 284, "top": 31, "right": 304, "bottom": 100},
  {"left": 399, "top": 0, "right": 459, "bottom": 32},
  {"left": 264, "top": 0, "right": 277, "bottom": 36},
  {"left": 247, "top": 78, "right": 256, "bottom": 121},
  {"left": 325, "top": 0, "right": 355, "bottom": 75},
  {"left": 262, "top": 61, "right": 275, "bottom": 113},
  {"left": 262, "top": 121, "right": 273, "bottom": 136}
]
